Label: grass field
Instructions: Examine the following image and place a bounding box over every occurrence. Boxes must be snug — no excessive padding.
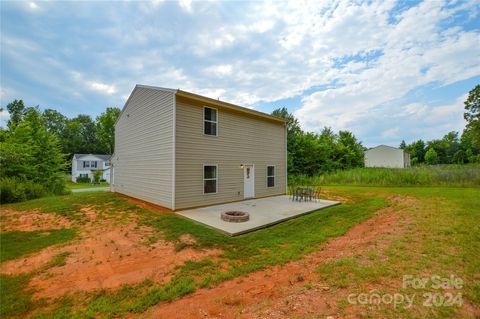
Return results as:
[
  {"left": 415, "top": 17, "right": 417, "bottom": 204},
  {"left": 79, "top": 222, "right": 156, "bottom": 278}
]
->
[
  {"left": 292, "top": 164, "right": 480, "bottom": 187},
  {"left": 0, "top": 183, "right": 479, "bottom": 318}
]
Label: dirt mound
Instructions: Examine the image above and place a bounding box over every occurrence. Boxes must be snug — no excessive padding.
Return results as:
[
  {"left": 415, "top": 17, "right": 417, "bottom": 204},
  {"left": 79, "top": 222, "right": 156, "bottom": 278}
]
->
[
  {"left": 0, "top": 210, "right": 72, "bottom": 232},
  {"left": 143, "top": 200, "right": 406, "bottom": 318}
]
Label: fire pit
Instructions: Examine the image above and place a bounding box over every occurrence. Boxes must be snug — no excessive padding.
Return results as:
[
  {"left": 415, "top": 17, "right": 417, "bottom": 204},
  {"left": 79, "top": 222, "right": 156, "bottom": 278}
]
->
[{"left": 221, "top": 211, "right": 250, "bottom": 223}]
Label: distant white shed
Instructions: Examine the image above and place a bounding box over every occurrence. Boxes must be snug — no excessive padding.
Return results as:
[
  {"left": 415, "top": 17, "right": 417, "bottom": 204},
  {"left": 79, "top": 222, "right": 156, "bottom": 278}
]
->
[{"left": 364, "top": 145, "right": 411, "bottom": 168}]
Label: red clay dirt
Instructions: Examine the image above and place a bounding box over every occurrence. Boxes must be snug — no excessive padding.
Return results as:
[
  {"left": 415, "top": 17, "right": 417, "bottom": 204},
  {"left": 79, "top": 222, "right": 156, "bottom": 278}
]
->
[
  {"left": 0, "top": 207, "right": 221, "bottom": 299},
  {"left": 0, "top": 209, "right": 73, "bottom": 232},
  {"left": 142, "top": 197, "right": 408, "bottom": 319}
]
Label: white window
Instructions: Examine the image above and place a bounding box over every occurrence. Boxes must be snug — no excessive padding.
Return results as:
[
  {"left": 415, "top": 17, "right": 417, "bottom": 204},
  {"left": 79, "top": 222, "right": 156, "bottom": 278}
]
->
[
  {"left": 203, "top": 165, "right": 217, "bottom": 194},
  {"left": 80, "top": 173, "right": 89, "bottom": 178},
  {"left": 105, "top": 161, "right": 110, "bottom": 167},
  {"left": 204, "top": 107, "right": 217, "bottom": 136},
  {"left": 91, "top": 161, "right": 97, "bottom": 168},
  {"left": 83, "top": 161, "right": 90, "bottom": 168},
  {"left": 267, "top": 166, "right": 275, "bottom": 187}
]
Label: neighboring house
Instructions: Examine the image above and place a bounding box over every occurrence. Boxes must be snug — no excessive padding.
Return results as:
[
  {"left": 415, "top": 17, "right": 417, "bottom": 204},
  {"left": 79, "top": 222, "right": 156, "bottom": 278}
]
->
[
  {"left": 72, "top": 154, "right": 111, "bottom": 183},
  {"left": 365, "top": 145, "right": 411, "bottom": 168},
  {"left": 111, "top": 85, "right": 287, "bottom": 211}
]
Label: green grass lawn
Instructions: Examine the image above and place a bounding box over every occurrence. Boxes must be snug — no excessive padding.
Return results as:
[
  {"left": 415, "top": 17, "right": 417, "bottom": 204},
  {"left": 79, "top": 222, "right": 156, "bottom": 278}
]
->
[
  {"left": 65, "top": 181, "right": 109, "bottom": 190},
  {"left": 1, "top": 186, "right": 478, "bottom": 318}
]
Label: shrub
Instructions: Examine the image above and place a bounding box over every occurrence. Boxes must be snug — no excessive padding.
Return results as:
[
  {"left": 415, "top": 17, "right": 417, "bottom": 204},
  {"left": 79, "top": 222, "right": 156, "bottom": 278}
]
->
[
  {"left": 76, "top": 176, "right": 91, "bottom": 183},
  {"left": 0, "top": 178, "right": 47, "bottom": 204},
  {"left": 92, "top": 170, "right": 102, "bottom": 184}
]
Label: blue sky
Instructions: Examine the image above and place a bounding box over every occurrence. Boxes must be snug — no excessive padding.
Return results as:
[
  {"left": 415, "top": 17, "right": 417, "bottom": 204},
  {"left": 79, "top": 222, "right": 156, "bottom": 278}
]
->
[{"left": 1, "top": 0, "right": 479, "bottom": 147}]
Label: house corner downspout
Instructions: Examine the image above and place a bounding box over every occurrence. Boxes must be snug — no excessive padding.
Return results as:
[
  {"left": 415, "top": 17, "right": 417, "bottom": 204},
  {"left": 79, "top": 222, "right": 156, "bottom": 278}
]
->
[
  {"left": 284, "top": 123, "right": 288, "bottom": 195},
  {"left": 171, "top": 92, "right": 176, "bottom": 211}
]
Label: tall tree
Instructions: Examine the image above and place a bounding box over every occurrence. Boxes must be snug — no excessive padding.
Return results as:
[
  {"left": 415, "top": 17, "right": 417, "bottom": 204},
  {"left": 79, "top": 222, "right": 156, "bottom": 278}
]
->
[
  {"left": 425, "top": 148, "right": 439, "bottom": 165},
  {"left": 2, "top": 107, "right": 66, "bottom": 191},
  {"left": 42, "top": 109, "right": 68, "bottom": 136},
  {"left": 464, "top": 85, "right": 480, "bottom": 148},
  {"left": 6, "top": 99, "right": 27, "bottom": 130},
  {"left": 96, "top": 107, "right": 121, "bottom": 154}
]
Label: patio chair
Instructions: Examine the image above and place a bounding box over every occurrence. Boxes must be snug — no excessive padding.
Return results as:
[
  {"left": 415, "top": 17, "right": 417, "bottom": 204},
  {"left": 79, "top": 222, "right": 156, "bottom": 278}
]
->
[{"left": 313, "top": 186, "right": 322, "bottom": 202}]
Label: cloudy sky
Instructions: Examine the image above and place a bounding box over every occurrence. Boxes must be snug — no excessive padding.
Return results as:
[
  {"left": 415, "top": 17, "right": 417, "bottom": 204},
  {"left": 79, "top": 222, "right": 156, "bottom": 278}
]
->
[{"left": 1, "top": 0, "right": 479, "bottom": 147}]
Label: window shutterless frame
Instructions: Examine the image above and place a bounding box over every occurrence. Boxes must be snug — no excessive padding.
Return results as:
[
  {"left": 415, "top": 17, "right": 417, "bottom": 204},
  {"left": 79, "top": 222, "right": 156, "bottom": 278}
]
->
[
  {"left": 203, "top": 164, "right": 218, "bottom": 194},
  {"left": 267, "top": 165, "right": 275, "bottom": 188},
  {"left": 203, "top": 106, "right": 218, "bottom": 136}
]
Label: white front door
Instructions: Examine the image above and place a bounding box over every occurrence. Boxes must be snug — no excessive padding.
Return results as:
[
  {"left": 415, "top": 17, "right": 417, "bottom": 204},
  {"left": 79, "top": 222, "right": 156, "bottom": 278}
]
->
[{"left": 244, "top": 164, "right": 254, "bottom": 199}]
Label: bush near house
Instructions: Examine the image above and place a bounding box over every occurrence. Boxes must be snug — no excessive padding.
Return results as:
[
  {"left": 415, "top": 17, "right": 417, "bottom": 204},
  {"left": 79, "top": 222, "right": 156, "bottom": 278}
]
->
[{"left": 75, "top": 176, "right": 91, "bottom": 184}]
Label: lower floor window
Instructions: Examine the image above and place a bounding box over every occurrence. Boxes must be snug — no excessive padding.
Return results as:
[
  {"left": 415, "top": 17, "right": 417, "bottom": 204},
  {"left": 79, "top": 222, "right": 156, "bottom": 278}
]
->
[
  {"left": 80, "top": 173, "right": 89, "bottom": 178},
  {"left": 267, "top": 166, "right": 275, "bottom": 187},
  {"left": 204, "top": 165, "right": 217, "bottom": 194}
]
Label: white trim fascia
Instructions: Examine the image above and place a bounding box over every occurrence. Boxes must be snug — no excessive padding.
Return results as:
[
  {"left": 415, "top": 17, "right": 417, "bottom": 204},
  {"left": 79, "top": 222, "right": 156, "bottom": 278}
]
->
[{"left": 172, "top": 93, "right": 176, "bottom": 210}]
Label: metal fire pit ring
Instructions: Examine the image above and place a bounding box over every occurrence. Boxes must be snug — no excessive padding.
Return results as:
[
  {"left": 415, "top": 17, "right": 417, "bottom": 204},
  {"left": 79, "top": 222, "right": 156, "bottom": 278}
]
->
[{"left": 221, "top": 211, "right": 250, "bottom": 223}]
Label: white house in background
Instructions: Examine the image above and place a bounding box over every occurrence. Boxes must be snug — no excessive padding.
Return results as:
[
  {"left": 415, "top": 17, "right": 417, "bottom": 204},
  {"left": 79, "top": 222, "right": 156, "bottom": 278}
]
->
[
  {"left": 71, "top": 154, "right": 111, "bottom": 183},
  {"left": 365, "top": 145, "right": 411, "bottom": 168}
]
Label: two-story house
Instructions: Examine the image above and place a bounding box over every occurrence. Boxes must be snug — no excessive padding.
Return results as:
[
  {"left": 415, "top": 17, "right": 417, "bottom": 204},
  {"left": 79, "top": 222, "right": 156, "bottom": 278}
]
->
[
  {"left": 71, "top": 154, "right": 111, "bottom": 183},
  {"left": 111, "top": 85, "right": 287, "bottom": 210}
]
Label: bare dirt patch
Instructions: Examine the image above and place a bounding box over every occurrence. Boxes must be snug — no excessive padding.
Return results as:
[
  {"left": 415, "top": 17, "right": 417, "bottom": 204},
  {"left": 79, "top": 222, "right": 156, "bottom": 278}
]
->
[
  {"left": 0, "top": 207, "right": 221, "bottom": 299},
  {"left": 320, "top": 190, "right": 353, "bottom": 203},
  {"left": 0, "top": 209, "right": 73, "bottom": 232},
  {"left": 142, "top": 197, "right": 409, "bottom": 319}
]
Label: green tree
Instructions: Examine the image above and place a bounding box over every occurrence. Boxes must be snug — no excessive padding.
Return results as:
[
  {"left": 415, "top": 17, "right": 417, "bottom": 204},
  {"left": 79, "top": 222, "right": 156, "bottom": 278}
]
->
[
  {"left": 92, "top": 170, "right": 102, "bottom": 184},
  {"left": 453, "top": 150, "right": 466, "bottom": 164},
  {"left": 2, "top": 107, "right": 67, "bottom": 194},
  {"left": 43, "top": 109, "right": 67, "bottom": 136},
  {"left": 6, "top": 99, "right": 27, "bottom": 130},
  {"left": 425, "top": 147, "right": 439, "bottom": 165},
  {"left": 335, "top": 131, "right": 364, "bottom": 169},
  {"left": 464, "top": 85, "right": 480, "bottom": 148},
  {"left": 271, "top": 107, "right": 303, "bottom": 174},
  {"left": 96, "top": 107, "right": 121, "bottom": 154}
]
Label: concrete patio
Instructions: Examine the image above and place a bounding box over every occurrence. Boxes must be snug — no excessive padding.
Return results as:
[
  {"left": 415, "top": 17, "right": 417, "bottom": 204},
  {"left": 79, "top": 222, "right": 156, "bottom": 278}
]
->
[{"left": 176, "top": 195, "right": 341, "bottom": 236}]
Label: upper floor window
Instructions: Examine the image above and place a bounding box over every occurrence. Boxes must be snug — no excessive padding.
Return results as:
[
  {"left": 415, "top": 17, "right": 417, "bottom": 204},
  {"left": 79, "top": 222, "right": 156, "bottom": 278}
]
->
[
  {"left": 204, "top": 107, "right": 217, "bottom": 136},
  {"left": 267, "top": 166, "right": 275, "bottom": 187},
  {"left": 83, "top": 161, "right": 97, "bottom": 168},
  {"left": 105, "top": 162, "right": 111, "bottom": 167}
]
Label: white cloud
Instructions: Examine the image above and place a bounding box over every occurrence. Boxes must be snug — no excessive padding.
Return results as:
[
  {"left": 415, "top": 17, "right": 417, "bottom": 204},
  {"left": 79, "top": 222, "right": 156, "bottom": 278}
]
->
[
  {"left": 2, "top": 0, "right": 478, "bottom": 144},
  {"left": 0, "top": 109, "right": 10, "bottom": 129},
  {"left": 204, "top": 64, "right": 233, "bottom": 76},
  {"left": 28, "top": 2, "right": 38, "bottom": 10},
  {"left": 382, "top": 127, "right": 399, "bottom": 138},
  {"left": 178, "top": 0, "right": 193, "bottom": 13},
  {"left": 87, "top": 81, "right": 117, "bottom": 95}
]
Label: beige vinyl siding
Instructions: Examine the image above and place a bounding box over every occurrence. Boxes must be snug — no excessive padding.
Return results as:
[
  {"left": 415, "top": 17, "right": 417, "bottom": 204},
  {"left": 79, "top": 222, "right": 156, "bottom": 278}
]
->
[
  {"left": 175, "top": 95, "right": 286, "bottom": 210},
  {"left": 113, "top": 87, "right": 174, "bottom": 209}
]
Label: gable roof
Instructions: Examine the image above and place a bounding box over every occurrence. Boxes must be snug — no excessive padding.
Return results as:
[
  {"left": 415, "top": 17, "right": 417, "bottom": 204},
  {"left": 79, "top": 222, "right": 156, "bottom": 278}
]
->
[
  {"left": 73, "top": 154, "right": 111, "bottom": 161},
  {"left": 117, "top": 85, "right": 286, "bottom": 126},
  {"left": 366, "top": 145, "right": 409, "bottom": 154}
]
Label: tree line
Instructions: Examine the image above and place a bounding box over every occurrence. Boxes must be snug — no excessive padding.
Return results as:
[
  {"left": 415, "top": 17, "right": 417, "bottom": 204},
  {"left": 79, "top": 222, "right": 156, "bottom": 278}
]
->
[
  {"left": 400, "top": 85, "right": 480, "bottom": 165},
  {"left": 0, "top": 100, "right": 121, "bottom": 203},
  {"left": 6, "top": 100, "right": 121, "bottom": 157},
  {"left": 273, "top": 84, "right": 480, "bottom": 176},
  {"left": 271, "top": 107, "right": 364, "bottom": 176}
]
